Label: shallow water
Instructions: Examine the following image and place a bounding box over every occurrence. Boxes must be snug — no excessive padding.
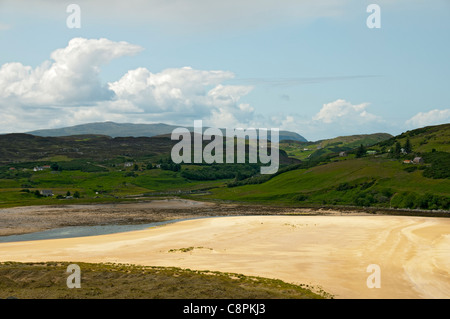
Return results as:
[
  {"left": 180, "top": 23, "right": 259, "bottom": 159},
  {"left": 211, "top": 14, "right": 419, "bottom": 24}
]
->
[{"left": 0, "top": 218, "right": 197, "bottom": 243}]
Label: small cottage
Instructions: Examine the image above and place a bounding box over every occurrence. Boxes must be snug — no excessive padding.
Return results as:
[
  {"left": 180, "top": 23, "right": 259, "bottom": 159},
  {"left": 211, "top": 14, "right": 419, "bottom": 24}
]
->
[
  {"left": 413, "top": 157, "right": 424, "bottom": 164},
  {"left": 40, "top": 190, "right": 54, "bottom": 197}
]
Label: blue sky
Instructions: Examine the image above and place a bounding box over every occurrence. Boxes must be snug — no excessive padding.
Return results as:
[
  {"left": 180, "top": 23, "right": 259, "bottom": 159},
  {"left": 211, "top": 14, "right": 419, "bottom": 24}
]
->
[{"left": 0, "top": 0, "right": 449, "bottom": 140}]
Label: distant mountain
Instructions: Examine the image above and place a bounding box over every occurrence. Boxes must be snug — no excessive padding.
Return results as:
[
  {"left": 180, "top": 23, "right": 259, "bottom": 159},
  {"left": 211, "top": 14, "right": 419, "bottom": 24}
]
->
[
  {"left": 26, "top": 121, "right": 308, "bottom": 142},
  {"left": 26, "top": 122, "right": 178, "bottom": 138}
]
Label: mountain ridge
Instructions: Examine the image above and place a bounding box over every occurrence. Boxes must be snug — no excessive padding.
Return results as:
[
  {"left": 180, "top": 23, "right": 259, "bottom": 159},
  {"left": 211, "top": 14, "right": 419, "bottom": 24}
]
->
[{"left": 25, "top": 121, "right": 308, "bottom": 142}]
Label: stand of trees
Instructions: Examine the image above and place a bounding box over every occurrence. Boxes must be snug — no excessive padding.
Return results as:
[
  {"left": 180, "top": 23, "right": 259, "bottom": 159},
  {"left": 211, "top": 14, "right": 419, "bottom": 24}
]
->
[
  {"left": 422, "top": 151, "right": 450, "bottom": 179},
  {"left": 356, "top": 144, "right": 366, "bottom": 158},
  {"left": 182, "top": 164, "right": 259, "bottom": 181},
  {"left": 391, "top": 191, "right": 449, "bottom": 210}
]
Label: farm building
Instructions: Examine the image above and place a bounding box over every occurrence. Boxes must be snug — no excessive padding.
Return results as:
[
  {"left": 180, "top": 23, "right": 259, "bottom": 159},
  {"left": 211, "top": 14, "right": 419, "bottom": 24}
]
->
[{"left": 40, "top": 190, "right": 54, "bottom": 197}]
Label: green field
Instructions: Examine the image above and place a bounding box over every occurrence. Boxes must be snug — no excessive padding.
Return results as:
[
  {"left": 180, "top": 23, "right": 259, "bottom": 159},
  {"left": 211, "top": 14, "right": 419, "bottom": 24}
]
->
[{"left": 0, "top": 165, "right": 227, "bottom": 208}]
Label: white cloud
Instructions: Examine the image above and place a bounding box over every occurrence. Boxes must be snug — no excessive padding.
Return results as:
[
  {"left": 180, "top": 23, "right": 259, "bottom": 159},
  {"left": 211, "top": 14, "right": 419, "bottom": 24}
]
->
[
  {"left": 109, "top": 66, "right": 238, "bottom": 111},
  {"left": 265, "top": 99, "right": 391, "bottom": 141},
  {"left": 0, "top": 38, "right": 142, "bottom": 105},
  {"left": 108, "top": 66, "right": 254, "bottom": 125},
  {"left": 313, "top": 99, "right": 381, "bottom": 124},
  {"left": 309, "top": 99, "right": 388, "bottom": 139},
  {"left": 405, "top": 109, "right": 450, "bottom": 128},
  {"left": 0, "top": 37, "right": 256, "bottom": 132}
]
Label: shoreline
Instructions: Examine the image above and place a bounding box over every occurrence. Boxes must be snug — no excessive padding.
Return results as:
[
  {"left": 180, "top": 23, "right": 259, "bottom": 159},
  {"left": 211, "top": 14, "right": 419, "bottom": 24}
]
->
[
  {"left": 1, "top": 198, "right": 448, "bottom": 237},
  {"left": 0, "top": 198, "right": 380, "bottom": 237},
  {"left": 1, "top": 214, "right": 449, "bottom": 299}
]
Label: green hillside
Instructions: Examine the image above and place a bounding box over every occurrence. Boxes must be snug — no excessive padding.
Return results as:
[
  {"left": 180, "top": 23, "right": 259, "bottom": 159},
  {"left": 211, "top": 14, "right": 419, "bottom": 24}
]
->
[
  {"left": 206, "top": 157, "right": 449, "bottom": 209},
  {"left": 205, "top": 124, "right": 450, "bottom": 211},
  {"left": 374, "top": 123, "right": 450, "bottom": 153},
  {"left": 280, "top": 133, "right": 392, "bottom": 160}
]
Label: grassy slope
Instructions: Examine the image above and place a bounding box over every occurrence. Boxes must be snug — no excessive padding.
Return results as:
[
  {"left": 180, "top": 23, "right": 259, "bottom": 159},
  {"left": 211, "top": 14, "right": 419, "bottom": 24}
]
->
[
  {"left": 281, "top": 133, "right": 392, "bottom": 160},
  {"left": 205, "top": 156, "right": 449, "bottom": 206},
  {"left": 204, "top": 124, "right": 450, "bottom": 208},
  {"left": 373, "top": 123, "right": 450, "bottom": 153},
  {"left": 0, "top": 262, "right": 328, "bottom": 299}
]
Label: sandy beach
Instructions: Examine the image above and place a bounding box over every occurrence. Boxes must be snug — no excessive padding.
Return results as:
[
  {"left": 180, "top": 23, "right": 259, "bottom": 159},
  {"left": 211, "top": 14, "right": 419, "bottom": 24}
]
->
[
  {"left": 0, "top": 214, "right": 449, "bottom": 299},
  {"left": 0, "top": 199, "right": 352, "bottom": 236}
]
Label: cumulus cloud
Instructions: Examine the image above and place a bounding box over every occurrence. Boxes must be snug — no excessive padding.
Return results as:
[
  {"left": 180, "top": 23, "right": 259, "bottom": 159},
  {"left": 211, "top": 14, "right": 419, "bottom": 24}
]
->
[
  {"left": 309, "top": 99, "right": 388, "bottom": 139},
  {"left": 109, "top": 67, "right": 239, "bottom": 111},
  {"left": 0, "top": 38, "right": 142, "bottom": 105},
  {"left": 108, "top": 66, "right": 255, "bottom": 126},
  {"left": 405, "top": 109, "right": 450, "bottom": 128},
  {"left": 265, "top": 99, "right": 390, "bottom": 141},
  {"left": 0, "top": 37, "right": 256, "bottom": 132},
  {"left": 313, "top": 99, "right": 381, "bottom": 124}
]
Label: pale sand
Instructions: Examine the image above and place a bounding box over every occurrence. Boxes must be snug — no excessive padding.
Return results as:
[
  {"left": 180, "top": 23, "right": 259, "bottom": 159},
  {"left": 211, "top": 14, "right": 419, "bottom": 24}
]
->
[
  {"left": 0, "top": 215, "right": 449, "bottom": 299},
  {"left": 0, "top": 199, "right": 335, "bottom": 236}
]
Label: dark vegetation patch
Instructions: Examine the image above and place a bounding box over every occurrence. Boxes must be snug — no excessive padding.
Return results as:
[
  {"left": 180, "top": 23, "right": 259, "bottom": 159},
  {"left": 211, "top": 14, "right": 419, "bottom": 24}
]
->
[
  {"left": 0, "top": 262, "right": 329, "bottom": 299},
  {"left": 422, "top": 152, "right": 450, "bottom": 179}
]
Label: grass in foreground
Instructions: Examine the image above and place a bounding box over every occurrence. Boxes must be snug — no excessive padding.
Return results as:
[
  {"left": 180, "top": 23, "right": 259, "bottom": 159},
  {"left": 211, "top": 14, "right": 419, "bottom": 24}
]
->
[{"left": 0, "top": 262, "right": 331, "bottom": 299}]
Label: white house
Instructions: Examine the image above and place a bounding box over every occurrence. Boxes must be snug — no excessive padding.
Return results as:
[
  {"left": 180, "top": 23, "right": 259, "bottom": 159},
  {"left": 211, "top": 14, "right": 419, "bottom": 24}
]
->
[{"left": 40, "top": 190, "right": 53, "bottom": 197}]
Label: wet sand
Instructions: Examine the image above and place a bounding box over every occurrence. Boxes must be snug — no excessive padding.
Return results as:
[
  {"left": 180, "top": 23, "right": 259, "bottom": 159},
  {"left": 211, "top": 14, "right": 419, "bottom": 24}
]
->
[
  {"left": 0, "top": 214, "right": 449, "bottom": 299},
  {"left": 0, "top": 199, "right": 364, "bottom": 236}
]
